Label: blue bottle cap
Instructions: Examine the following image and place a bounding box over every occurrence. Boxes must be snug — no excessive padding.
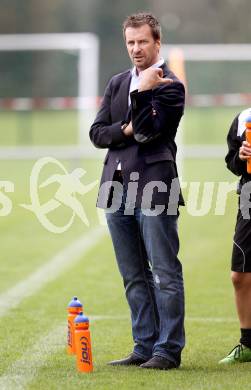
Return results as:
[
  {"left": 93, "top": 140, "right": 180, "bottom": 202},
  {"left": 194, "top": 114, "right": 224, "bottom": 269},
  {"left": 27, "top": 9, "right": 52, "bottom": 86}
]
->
[
  {"left": 74, "top": 312, "right": 89, "bottom": 324},
  {"left": 67, "top": 296, "right": 83, "bottom": 308},
  {"left": 246, "top": 115, "right": 251, "bottom": 124}
]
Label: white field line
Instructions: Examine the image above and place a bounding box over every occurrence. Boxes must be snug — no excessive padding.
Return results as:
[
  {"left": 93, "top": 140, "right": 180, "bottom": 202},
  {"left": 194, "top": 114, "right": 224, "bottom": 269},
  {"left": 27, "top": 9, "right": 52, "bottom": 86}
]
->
[
  {"left": 0, "top": 226, "right": 107, "bottom": 318},
  {"left": 0, "top": 314, "right": 237, "bottom": 390},
  {"left": 0, "top": 314, "right": 237, "bottom": 389},
  {"left": 93, "top": 316, "right": 238, "bottom": 323},
  {"left": 186, "top": 316, "right": 237, "bottom": 323},
  {"left": 0, "top": 315, "right": 126, "bottom": 390},
  {"left": 0, "top": 323, "right": 66, "bottom": 390}
]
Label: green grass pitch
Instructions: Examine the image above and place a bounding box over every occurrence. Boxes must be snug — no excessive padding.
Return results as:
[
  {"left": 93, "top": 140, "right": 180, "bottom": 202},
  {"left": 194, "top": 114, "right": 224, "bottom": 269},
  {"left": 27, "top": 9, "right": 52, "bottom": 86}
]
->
[{"left": 0, "top": 107, "right": 251, "bottom": 389}]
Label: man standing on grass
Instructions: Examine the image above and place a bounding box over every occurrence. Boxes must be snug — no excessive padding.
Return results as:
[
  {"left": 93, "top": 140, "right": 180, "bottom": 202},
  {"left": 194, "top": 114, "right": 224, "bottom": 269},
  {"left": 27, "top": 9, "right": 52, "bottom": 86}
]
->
[
  {"left": 219, "top": 108, "right": 251, "bottom": 364},
  {"left": 90, "top": 12, "right": 185, "bottom": 370}
]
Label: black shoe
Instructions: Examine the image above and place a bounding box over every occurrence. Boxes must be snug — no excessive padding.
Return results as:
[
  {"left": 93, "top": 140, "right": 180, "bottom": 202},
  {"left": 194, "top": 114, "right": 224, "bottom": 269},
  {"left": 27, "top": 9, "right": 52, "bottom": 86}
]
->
[
  {"left": 108, "top": 353, "right": 148, "bottom": 366},
  {"left": 140, "top": 356, "right": 178, "bottom": 370}
]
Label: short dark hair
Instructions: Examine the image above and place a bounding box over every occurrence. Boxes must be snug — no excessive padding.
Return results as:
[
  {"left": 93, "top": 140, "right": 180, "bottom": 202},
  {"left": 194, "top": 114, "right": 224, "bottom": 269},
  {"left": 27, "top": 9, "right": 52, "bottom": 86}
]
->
[{"left": 123, "top": 12, "right": 161, "bottom": 41}]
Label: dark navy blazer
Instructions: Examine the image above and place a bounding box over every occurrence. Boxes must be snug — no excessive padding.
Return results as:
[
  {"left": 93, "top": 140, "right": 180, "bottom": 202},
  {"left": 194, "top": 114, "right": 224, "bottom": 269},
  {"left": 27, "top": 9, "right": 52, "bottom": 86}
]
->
[{"left": 89, "top": 63, "right": 185, "bottom": 209}]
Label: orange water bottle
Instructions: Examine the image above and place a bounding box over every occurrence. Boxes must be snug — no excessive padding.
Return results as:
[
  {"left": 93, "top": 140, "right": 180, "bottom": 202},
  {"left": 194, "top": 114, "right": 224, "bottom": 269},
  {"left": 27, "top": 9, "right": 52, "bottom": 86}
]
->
[
  {"left": 246, "top": 114, "right": 251, "bottom": 174},
  {"left": 74, "top": 312, "right": 93, "bottom": 372},
  {"left": 67, "top": 296, "right": 83, "bottom": 355}
]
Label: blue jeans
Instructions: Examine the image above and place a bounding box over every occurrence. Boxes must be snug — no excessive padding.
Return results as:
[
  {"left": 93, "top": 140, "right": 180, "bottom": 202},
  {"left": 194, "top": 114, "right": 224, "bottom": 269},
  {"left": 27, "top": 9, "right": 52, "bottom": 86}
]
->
[{"left": 105, "top": 190, "right": 185, "bottom": 366}]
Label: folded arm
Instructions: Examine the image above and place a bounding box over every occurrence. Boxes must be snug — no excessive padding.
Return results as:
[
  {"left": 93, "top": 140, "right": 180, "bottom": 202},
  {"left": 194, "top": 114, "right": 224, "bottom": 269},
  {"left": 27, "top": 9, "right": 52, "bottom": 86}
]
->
[
  {"left": 89, "top": 78, "right": 130, "bottom": 149},
  {"left": 225, "top": 116, "right": 246, "bottom": 176},
  {"left": 130, "top": 68, "right": 185, "bottom": 143}
]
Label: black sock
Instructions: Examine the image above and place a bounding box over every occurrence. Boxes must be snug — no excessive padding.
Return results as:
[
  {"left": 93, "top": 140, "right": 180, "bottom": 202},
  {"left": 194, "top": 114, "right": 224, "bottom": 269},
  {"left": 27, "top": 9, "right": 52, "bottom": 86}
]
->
[{"left": 240, "top": 328, "right": 251, "bottom": 348}]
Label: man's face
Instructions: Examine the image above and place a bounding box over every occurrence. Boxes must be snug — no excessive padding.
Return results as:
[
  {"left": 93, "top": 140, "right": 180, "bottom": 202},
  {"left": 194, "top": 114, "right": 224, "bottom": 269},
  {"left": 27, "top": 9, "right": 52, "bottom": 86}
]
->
[{"left": 125, "top": 24, "right": 160, "bottom": 72}]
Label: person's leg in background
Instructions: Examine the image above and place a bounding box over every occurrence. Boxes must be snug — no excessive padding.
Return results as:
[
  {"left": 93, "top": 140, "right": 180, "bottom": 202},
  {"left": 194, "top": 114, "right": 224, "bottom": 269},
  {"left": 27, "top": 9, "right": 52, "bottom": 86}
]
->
[
  {"left": 219, "top": 212, "right": 251, "bottom": 364},
  {"left": 219, "top": 271, "right": 251, "bottom": 364}
]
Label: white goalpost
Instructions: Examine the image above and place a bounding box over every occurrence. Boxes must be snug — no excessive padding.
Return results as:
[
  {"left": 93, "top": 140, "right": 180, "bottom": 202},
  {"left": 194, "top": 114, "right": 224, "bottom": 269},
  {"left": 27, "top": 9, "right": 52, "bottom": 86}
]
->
[
  {"left": 0, "top": 33, "right": 99, "bottom": 159},
  {"left": 162, "top": 44, "right": 251, "bottom": 161},
  {"left": 162, "top": 44, "right": 251, "bottom": 61}
]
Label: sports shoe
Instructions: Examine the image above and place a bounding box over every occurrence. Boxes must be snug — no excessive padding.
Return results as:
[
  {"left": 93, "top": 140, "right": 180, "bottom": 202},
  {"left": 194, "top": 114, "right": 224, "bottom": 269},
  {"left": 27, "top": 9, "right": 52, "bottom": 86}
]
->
[{"left": 219, "top": 343, "right": 251, "bottom": 364}]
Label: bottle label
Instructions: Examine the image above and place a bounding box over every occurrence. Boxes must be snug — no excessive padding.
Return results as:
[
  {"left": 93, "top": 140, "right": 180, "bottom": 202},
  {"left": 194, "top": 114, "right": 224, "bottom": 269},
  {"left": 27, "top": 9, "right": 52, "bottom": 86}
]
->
[
  {"left": 67, "top": 320, "right": 73, "bottom": 348},
  {"left": 80, "top": 336, "right": 91, "bottom": 365}
]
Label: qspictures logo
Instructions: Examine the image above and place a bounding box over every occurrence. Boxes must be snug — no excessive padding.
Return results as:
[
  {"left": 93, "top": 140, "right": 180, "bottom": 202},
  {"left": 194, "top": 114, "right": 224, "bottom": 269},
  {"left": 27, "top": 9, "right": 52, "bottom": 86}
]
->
[{"left": 1, "top": 157, "right": 251, "bottom": 233}]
